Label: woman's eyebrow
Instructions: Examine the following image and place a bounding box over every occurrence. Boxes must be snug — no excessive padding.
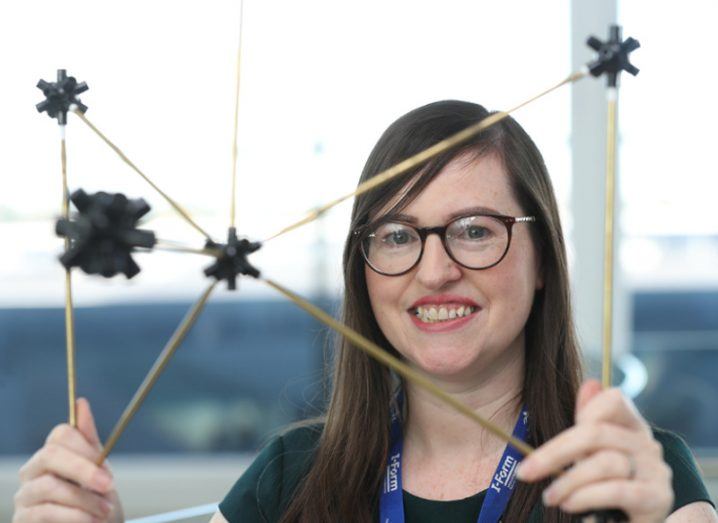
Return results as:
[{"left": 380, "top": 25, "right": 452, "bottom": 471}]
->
[
  {"left": 379, "top": 206, "right": 503, "bottom": 224},
  {"left": 379, "top": 212, "right": 418, "bottom": 224},
  {"left": 446, "top": 206, "right": 502, "bottom": 220}
]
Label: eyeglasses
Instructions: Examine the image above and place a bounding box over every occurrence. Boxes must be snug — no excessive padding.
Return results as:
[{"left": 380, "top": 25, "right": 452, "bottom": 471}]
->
[{"left": 355, "top": 213, "right": 536, "bottom": 276}]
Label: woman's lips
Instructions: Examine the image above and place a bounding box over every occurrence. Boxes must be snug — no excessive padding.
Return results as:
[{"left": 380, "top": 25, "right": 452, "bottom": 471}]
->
[
  {"left": 409, "top": 309, "right": 478, "bottom": 332},
  {"left": 409, "top": 294, "right": 479, "bottom": 309}
]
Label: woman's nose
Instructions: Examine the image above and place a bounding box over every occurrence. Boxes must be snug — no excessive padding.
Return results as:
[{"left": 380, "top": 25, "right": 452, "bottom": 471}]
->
[{"left": 414, "top": 234, "right": 462, "bottom": 289}]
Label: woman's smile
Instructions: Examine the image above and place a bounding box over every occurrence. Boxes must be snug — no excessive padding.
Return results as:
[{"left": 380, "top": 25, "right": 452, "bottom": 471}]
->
[
  {"left": 408, "top": 294, "right": 481, "bottom": 332},
  {"left": 410, "top": 308, "right": 478, "bottom": 333}
]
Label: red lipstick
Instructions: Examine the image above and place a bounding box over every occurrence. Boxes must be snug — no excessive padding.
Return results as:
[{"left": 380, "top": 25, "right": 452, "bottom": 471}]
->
[
  {"left": 409, "top": 294, "right": 479, "bottom": 310},
  {"left": 408, "top": 295, "right": 480, "bottom": 333}
]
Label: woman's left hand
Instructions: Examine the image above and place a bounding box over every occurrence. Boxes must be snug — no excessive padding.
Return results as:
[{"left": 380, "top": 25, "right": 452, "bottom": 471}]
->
[{"left": 516, "top": 379, "right": 674, "bottom": 523}]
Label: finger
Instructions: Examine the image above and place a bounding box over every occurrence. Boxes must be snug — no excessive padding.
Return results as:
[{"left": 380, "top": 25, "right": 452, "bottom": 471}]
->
[
  {"left": 575, "top": 388, "right": 649, "bottom": 433},
  {"left": 14, "top": 474, "right": 113, "bottom": 519},
  {"left": 575, "top": 380, "right": 603, "bottom": 418},
  {"left": 45, "top": 423, "right": 103, "bottom": 464},
  {"left": 13, "top": 503, "right": 98, "bottom": 523},
  {"left": 18, "top": 443, "right": 114, "bottom": 494},
  {"left": 558, "top": 478, "right": 673, "bottom": 516},
  {"left": 516, "top": 423, "right": 642, "bottom": 482},
  {"left": 77, "top": 398, "right": 102, "bottom": 449},
  {"left": 542, "top": 450, "right": 632, "bottom": 507}
]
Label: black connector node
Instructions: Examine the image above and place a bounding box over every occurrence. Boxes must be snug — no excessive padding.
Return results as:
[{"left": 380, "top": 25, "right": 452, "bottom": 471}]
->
[
  {"left": 203, "top": 227, "right": 261, "bottom": 290},
  {"left": 36, "top": 69, "right": 89, "bottom": 125},
  {"left": 56, "top": 189, "right": 156, "bottom": 278},
  {"left": 586, "top": 25, "right": 640, "bottom": 87},
  {"left": 579, "top": 508, "right": 628, "bottom": 523}
]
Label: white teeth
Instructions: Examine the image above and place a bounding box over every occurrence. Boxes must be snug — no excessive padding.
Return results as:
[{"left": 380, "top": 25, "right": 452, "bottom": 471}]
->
[{"left": 413, "top": 304, "right": 475, "bottom": 323}]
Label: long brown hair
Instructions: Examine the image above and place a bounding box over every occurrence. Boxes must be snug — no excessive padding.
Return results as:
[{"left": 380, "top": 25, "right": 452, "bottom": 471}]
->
[{"left": 281, "top": 100, "right": 583, "bottom": 522}]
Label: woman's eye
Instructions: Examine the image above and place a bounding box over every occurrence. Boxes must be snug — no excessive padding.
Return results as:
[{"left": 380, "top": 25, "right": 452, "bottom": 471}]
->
[
  {"left": 462, "top": 225, "right": 490, "bottom": 240},
  {"left": 383, "top": 230, "right": 413, "bottom": 245},
  {"left": 372, "top": 225, "right": 417, "bottom": 248}
]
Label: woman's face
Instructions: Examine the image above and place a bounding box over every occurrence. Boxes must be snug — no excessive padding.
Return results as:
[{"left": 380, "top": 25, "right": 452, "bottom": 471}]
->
[{"left": 365, "top": 153, "right": 543, "bottom": 384}]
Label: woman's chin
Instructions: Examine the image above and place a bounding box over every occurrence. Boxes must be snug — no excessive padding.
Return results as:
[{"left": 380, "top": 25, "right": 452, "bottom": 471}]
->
[{"left": 409, "top": 351, "right": 480, "bottom": 381}]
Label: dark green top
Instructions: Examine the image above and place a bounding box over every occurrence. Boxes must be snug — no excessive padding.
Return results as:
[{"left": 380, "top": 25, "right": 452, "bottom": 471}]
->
[{"left": 219, "top": 425, "right": 714, "bottom": 522}]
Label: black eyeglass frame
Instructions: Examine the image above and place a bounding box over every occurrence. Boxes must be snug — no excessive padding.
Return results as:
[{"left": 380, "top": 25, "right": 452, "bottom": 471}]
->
[{"left": 354, "top": 213, "right": 537, "bottom": 276}]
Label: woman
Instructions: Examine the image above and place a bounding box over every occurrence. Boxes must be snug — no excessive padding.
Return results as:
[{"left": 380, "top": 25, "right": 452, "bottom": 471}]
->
[{"left": 13, "top": 101, "right": 716, "bottom": 522}]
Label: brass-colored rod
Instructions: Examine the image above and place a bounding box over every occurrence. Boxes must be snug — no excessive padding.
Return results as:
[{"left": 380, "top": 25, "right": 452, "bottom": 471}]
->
[
  {"left": 71, "top": 108, "right": 214, "bottom": 242},
  {"left": 230, "top": 0, "right": 245, "bottom": 229},
  {"left": 263, "top": 70, "right": 588, "bottom": 243},
  {"left": 153, "top": 240, "right": 222, "bottom": 258},
  {"left": 262, "top": 278, "right": 533, "bottom": 456},
  {"left": 64, "top": 271, "right": 76, "bottom": 427},
  {"left": 602, "top": 88, "right": 618, "bottom": 388},
  {"left": 98, "top": 281, "right": 218, "bottom": 464},
  {"left": 61, "top": 131, "right": 78, "bottom": 428}
]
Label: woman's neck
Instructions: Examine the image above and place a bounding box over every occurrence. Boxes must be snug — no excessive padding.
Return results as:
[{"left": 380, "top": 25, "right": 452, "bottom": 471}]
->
[
  {"left": 400, "top": 344, "right": 525, "bottom": 500},
  {"left": 403, "top": 343, "right": 525, "bottom": 460}
]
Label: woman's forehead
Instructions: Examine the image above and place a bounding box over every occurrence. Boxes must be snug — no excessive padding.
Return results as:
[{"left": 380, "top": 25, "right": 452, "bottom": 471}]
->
[{"left": 375, "top": 152, "right": 520, "bottom": 222}]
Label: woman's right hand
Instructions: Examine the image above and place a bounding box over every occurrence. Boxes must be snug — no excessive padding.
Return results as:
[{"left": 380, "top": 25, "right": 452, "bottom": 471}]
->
[{"left": 13, "top": 398, "right": 124, "bottom": 523}]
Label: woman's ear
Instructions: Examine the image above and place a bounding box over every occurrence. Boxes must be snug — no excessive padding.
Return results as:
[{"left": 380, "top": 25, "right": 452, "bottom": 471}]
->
[
  {"left": 534, "top": 256, "right": 545, "bottom": 290},
  {"left": 535, "top": 271, "right": 544, "bottom": 290}
]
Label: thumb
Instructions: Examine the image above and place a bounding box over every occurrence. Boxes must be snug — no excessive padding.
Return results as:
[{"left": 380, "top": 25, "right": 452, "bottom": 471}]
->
[
  {"left": 76, "top": 397, "right": 102, "bottom": 450},
  {"left": 575, "top": 379, "right": 603, "bottom": 420}
]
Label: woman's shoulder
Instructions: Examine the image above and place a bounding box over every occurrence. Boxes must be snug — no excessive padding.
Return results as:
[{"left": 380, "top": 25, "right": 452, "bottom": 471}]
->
[
  {"left": 650, "top": 427, "right": 715, "bottom": 511},
  {"left": 218, "top": 422, "right": 324, "bottom": 523}
]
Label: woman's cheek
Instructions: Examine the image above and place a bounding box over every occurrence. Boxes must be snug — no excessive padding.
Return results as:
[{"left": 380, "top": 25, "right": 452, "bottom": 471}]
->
[{"left": 365, "top": 268, "right": 406, "bottom": 347}]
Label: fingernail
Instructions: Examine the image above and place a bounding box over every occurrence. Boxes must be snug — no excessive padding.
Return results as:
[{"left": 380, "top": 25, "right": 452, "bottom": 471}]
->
[
  {"left": 101, "top": 499, "right": 114, "bottom": 515},
  {"left": 542, "top": 485, "right": 556, "bottom": 506},
  {"left": 92, "top": 470, "right": 113, "bottom": 491},
  {"left": 515, "top": 463, "right": 525, "bottom": 480},
  {"left": 516, "top": 460, "right": 533, "bottom": 481}
]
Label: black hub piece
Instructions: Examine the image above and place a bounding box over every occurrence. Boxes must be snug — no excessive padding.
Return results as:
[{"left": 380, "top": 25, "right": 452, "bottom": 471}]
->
[
  {"left": 56, "top": 189, "right": 156, "bottom": 278},
  {"left": 586, "top": 25, "right": 640, "bottom": 87},
  {"left": 204, "top": 227, "right": 261, "bottom": 290},
  {"left": 36, "top": 69, "right": 89, "bottom": 125},
  {"left": 578, "top": 508, "right": 628, "bottom": 523}
]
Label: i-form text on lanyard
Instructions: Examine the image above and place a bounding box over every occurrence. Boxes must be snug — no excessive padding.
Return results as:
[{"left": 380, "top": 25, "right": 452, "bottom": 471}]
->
[{"left": 379, "top": 395, "right": 529, "bottom": 523}]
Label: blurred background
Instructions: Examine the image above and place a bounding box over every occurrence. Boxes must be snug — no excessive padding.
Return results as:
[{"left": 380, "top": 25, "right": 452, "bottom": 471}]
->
[{"left": 0, "top": 0, "right": 716, "bottom": 520}]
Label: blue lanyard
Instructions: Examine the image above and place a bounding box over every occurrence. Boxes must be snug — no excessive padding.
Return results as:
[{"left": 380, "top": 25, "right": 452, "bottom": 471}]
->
[{"left": 379, "top": 397, "right": 529, "bottom": 523}]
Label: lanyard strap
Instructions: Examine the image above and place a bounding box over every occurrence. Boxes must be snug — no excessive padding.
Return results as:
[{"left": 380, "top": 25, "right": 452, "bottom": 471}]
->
[
  {"left": 478, "top": 408, "right": 529, "bottom": 523},
  {"left": 379, "top": 398, "right": 529, "bottom": 523}
]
